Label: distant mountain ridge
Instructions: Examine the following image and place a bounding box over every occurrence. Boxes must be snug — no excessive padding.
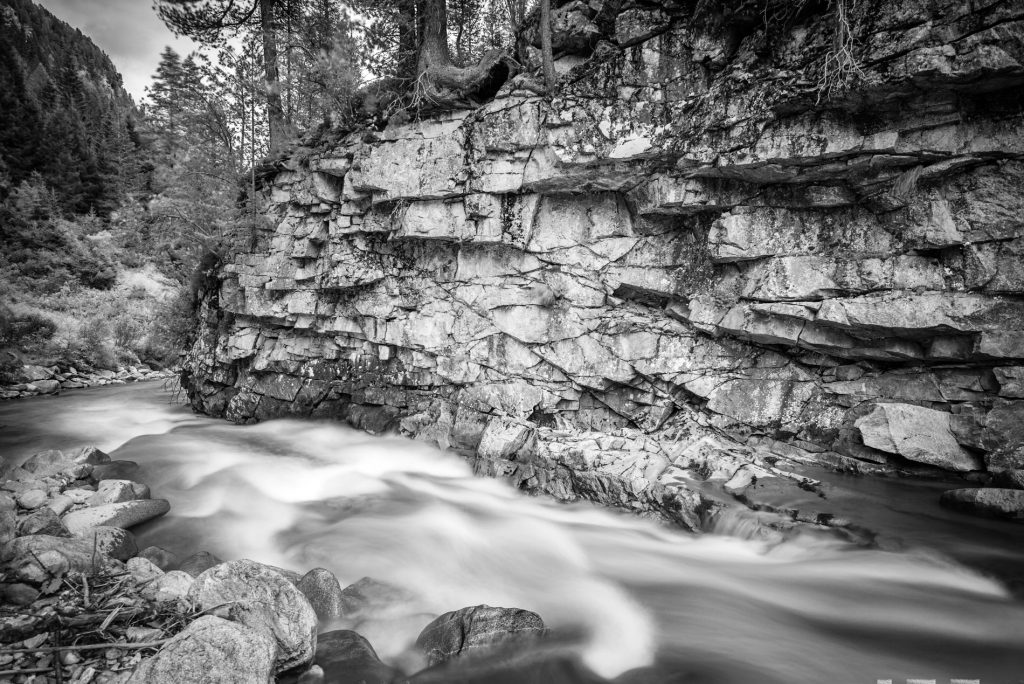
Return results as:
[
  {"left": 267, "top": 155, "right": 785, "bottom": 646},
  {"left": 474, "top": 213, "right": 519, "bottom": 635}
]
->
[{"left": 0, "top": 0, "right": 141, "bottom": 215}]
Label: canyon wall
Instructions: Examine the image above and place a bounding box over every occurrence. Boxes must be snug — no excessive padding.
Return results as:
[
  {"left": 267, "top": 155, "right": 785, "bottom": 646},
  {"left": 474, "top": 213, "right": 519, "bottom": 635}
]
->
[{"left": 184, "top": 0, "right": 1024, "bottom": 531}]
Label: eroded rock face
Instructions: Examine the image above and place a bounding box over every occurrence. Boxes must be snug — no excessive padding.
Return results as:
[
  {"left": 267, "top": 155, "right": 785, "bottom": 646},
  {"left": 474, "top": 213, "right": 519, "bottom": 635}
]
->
[{"left": 184, "top": 2, "right": 1024, "bottom": 525}]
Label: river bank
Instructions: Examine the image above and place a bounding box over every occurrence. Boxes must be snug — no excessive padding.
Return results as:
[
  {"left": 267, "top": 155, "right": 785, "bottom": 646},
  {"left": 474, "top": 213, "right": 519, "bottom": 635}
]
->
[
  {"left": 2, "top": 383, "right": 1024, "bottom": 683},
  {"left": 0, "top": 364, "right": 176, "bottom": 401},
  {"left": 0, "top": 441, "right": 556, "bottom": 683}
]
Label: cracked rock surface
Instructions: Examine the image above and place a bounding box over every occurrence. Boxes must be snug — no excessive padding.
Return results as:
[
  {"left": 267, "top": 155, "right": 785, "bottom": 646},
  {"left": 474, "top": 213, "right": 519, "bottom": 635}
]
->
[{"left": 184, "top": 0, "right": 1024, "bottom": 531}]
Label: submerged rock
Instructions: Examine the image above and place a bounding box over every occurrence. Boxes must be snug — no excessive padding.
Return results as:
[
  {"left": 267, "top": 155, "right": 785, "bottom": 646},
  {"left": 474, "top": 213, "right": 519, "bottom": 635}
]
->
[
  {"left": 188, "top": 559, "right": 318, "bottom": 673},
  {"left": 416, "top": 605, "right": 546, "bottom": 667},
  {"left": 313, "top": 630, "right": 403, "bottom": 684},
  {"left": 338, "top": 577, "right": 415, "bottom": 619},
  {"left": 940, "top": 488, "right": 1024, "bottom": 522},
  {"left": 129, "top": 615, "right": 277, "bottom": 684}
]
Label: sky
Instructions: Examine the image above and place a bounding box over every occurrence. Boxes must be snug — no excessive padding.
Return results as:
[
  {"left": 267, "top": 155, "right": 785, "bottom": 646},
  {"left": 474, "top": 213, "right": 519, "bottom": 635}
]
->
[{"left": 35, "top": 0, "right": 202, "bottom": 103}]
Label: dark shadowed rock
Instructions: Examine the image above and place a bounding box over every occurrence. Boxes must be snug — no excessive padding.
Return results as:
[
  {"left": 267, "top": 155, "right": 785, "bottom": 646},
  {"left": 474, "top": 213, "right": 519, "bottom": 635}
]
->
[
  {"left": 61, "top": 499, "right": 170, "bottom": 534},
  {"left": 139, "top": 545, "right": 181, "bottom": 571},
  {"left": 0, "top": 583, "right": 40, "bottom": 607},
  {"left": 314, "top": 630, "right": 403, "bottom": 684},
  {"left": 178, "top": 550, "right": 224, "bottom": 577},
  {"left": 128, "top": 615, "right": 276, "bottom": 684},
  {"left": 297, "top": 567, "right": 344, "bottom": 622},
  {"left": 90, "top": 460, "right": 142, "bottom": 483},
  {"left": 17, "top": 507, "right": 69, "bottom": 537},
  {"left": 940, "top": 488, "right": 1024, "bottom": 521},
  {"left": 189, "top": 559, "right": 318, "bottom": 673},
  {"left": 416, "top": 605, "right": 547, "bottom": 667},
  {"left": 991, "top": 469, "right": 1024, "bottom": 490}
]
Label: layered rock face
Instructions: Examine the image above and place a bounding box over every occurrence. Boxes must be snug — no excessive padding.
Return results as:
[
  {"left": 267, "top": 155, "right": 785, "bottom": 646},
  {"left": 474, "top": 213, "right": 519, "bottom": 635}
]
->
[{"left": 185, "top": 0, "right": 1024, "bottom": 530}]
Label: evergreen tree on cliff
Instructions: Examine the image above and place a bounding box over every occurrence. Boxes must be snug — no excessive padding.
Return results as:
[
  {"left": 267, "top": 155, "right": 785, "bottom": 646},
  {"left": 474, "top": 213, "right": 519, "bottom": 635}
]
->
[{"left": 155, "top": 0, "right": 289, "bottom": 149}]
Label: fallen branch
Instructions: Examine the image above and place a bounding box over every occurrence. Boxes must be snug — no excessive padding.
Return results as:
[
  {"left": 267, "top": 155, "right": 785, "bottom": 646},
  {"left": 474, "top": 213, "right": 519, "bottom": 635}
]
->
[{"left": 0, "top": 638, "right": 172, "bottom": 656}]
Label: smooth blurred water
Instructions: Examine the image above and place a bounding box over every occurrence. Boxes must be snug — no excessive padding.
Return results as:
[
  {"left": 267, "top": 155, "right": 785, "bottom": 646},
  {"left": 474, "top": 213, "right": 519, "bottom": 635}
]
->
[{"left": 2, "top": 383, "right": 1024, "bottom": 683}]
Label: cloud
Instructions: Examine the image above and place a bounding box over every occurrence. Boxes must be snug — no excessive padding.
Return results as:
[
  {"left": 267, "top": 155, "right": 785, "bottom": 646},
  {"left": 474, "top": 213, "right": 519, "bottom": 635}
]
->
[{"left": 35, "top": 0, "right": 201, "bottom": 102}]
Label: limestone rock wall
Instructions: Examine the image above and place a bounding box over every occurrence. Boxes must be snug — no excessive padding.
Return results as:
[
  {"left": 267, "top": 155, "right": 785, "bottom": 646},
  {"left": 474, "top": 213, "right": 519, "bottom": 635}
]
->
[{"left": 185, "top": 0, "right": 1024, "bottom": 529}]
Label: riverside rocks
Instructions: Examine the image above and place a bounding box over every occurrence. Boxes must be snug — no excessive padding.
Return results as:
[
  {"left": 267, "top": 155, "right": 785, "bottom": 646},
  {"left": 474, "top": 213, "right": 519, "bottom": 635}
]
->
[
  {"left": 188, "top": 559, "right": 319, "bottom": 673},
  {"left": 182, "top": 0, "right": 1024, "bottom": 529},
  {"left": 0, "top": 364, "right": 176, "bottom": 400},
  {"left": 0, "top": 444, "right": 551, "bottom": 683}
]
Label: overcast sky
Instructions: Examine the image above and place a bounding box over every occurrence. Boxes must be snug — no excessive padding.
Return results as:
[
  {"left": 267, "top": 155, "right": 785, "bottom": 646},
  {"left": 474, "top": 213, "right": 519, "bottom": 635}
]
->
[{"left": 36, "top": 0, "right": 201, "bottom": 103}]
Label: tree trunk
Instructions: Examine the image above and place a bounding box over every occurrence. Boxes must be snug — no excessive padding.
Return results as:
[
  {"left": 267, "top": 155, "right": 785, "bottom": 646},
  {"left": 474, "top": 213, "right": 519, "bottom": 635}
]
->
[
  {"left": 415, "top": 0, "right": 513, "bottom": 110},
  {"left": 397, "top": 0, "right": 420, "bottom": 82},
  {"left": 540, "top": 0, "right": 555, "bottom": 90},
  {"left": 259, "top": 0, "right": 286, "bottom": 150}
]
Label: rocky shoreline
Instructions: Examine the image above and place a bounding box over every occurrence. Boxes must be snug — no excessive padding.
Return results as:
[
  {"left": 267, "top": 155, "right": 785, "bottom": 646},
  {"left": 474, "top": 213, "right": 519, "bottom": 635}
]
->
[
  {"left": 0, "top": 445, "right": 551, "bottom": 683},
  {"left": 1, "top": 365, "right": 177, "bottom": 401}
]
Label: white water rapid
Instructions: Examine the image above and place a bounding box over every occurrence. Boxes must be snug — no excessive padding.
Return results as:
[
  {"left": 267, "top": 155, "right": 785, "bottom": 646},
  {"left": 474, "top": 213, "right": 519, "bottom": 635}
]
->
[{"left": 2, "top": 383, "right": 1023, "bottom": 684}]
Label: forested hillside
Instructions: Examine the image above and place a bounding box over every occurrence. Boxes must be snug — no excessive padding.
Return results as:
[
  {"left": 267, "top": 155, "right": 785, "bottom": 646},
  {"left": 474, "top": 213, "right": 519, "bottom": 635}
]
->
[
  {"left": 0, "top": 0, "right": 176, "bottom": 384},
  {"left": 0, "top": 0, "right": 140, "bottom": 214}
]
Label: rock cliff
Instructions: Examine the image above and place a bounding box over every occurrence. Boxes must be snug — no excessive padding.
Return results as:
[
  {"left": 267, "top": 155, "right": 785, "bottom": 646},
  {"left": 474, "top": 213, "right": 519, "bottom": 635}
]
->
[{"left": 184, "top": 0, "right": 1024, "bottom": 532}]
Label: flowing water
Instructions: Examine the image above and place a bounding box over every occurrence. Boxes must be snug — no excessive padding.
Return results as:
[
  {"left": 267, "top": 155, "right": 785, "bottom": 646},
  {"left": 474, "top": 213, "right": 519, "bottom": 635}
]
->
[{"left": 2, "top": 383, "right": 1024, "bottom": 684}]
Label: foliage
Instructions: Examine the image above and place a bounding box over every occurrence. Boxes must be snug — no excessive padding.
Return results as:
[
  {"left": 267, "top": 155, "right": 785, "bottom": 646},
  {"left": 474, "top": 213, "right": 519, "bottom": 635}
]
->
[{"left": 0, "top": 0, "right": 144, "bottom": 215}]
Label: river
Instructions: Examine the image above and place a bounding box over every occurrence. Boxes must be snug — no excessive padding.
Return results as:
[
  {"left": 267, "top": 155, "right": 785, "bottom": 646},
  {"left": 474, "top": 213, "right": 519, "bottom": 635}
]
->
[{"left": 2, "top": 382, "right": 1023, "bottom": 683}]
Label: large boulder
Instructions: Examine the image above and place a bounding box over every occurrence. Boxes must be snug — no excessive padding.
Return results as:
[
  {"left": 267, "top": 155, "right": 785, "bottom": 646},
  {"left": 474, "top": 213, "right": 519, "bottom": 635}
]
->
[
  {"left": 415, "top": 605, "right": 546, "bottom": 667},
  {"left": 128, "top": 615, "right": 277, "bottom": 684},
  {"left": 940, "top": 488, "right": 1024, "bottom": 521},
  {"left": 854, "top": 403, "right": 982, "bottom": 471},
  {"left": 0, "top": 535, "right": 122, "bottom": 584},
  {"left": 61, "top": 499, "right": 170, "bottom": 534},
  {"left": 188, "top": 559, "right": 318, "bottom": 673},
  {"left": 312, "top": 630, "right": 403, "bottom": 684}
]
